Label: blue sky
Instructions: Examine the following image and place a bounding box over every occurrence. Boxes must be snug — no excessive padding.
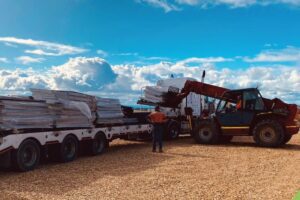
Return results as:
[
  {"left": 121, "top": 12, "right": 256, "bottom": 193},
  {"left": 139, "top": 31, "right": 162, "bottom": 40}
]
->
[{"left": 0, "top": 0, "right": 299, "bottom": 105}]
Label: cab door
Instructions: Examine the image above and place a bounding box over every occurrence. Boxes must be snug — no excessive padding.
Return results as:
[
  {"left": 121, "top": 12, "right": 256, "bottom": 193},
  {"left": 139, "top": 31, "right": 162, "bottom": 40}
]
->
[{"left": 215, "top": 100, "right": 250, "bottom": 135}]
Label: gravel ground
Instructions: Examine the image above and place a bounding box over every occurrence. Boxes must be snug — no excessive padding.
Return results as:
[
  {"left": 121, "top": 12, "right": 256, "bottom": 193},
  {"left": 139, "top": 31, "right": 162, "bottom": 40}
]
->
[{"left": 0, "top": 133, "right": 299, "bottom": 200}]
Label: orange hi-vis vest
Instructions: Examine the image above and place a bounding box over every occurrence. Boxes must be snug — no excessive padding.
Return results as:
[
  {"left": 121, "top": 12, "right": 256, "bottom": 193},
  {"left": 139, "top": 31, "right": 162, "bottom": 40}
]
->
[
  {"left": 236, "top": 100, "right": 242, "bottom": 110},
  {"left": 148, "top": 112, "right": 166, "bottom": 124}
]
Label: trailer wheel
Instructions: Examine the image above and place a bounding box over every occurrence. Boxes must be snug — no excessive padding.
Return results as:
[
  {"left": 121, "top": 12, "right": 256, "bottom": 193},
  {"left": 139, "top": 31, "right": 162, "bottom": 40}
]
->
[
  {"left": 166, "top": 120, "right": 180, "bottom": 140},
  {"left": 193, "top": 120, "right": 219, "bottom": 144},
  {"left": 253, "top": 119, "right": 284, "bottom": 147},
  {"left": 60, "top": 135, "right": 78, "bottom": 162},
  {"left": 90, "top": 132, "right": 107, "bottom": 156},
  {"left": 12, "top": 139, "right": 40, "bottom": 172}
]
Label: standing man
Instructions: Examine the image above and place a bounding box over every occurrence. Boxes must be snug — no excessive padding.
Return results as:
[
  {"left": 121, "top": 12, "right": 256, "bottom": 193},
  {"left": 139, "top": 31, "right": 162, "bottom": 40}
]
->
[{"left": 148, "top": 106, "right": 167, "bottom": 153}]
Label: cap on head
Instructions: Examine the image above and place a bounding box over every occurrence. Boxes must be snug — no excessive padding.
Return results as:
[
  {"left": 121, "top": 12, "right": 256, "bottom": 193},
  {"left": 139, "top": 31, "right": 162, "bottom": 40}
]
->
[{"left": 155, "top": 106, "right": 160, "bottom": 111}]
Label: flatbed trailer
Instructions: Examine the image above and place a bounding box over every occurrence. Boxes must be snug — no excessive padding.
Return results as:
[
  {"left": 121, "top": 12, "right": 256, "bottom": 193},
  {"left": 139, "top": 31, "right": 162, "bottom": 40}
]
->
[{"left": 0, "top": 123, "right": 152, "bottom": 172}]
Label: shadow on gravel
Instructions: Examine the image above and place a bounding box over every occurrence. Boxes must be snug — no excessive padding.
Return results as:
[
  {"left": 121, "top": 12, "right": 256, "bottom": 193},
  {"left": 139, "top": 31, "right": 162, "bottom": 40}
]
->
[
  {"left": 175, "top": 135, "right": 300, "bottom": 152},
  {"left": 0, "top": 141, "right": 171, "bottom": 196},
  {"left": 217, "top": 141, "right": 300, "bottom": 152}
]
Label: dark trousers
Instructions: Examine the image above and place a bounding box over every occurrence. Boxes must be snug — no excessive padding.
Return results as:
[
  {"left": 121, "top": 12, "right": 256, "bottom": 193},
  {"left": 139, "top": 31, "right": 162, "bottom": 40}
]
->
[{"left": 152, "top": 124, "right": 163, "bottom": 150}]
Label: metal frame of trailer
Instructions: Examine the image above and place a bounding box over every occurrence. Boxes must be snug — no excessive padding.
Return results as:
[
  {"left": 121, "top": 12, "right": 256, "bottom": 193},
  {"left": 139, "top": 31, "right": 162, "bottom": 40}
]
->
[{"left": 0, "top": 123, "right": 152, "bottom": 171}]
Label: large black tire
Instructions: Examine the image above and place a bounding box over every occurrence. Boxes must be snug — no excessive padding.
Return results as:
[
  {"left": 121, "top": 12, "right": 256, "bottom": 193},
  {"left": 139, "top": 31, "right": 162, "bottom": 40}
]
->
[
  {"left": 60, "top": 135, "right": 79, "bottom": 162},
  {"left": 165, "top": 120, "right": 180, "bottom": 140},
  {"left": 90, "top": 132, "right": 108, "bottom": 156},
  {"left": 12, "top": 139, "right": 40, "bottom": 172},
  {"left": 193, "top": 120, "right": 220, "bottom": 144},
  {"left": 253, "top": 119, "right": 284, "bottom": 147},
  {"left": 281, "top": 134, "right": 293, "bottom": 145}
]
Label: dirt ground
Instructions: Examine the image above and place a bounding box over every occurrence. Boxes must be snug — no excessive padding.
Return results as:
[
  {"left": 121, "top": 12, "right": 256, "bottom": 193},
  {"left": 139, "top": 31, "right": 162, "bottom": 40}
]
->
[{"left": 0, "top": 133, "right": 299, "bottom": 200}]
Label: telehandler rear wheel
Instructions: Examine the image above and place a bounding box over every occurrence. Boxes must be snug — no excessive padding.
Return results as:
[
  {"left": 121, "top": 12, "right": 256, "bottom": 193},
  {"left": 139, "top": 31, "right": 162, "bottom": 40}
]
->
[
  {"left": 253, "top": 119, "right": 284, "bottom": 147},
  {"left": 193, "top": 120, "right": 219, "bottom": 144}
]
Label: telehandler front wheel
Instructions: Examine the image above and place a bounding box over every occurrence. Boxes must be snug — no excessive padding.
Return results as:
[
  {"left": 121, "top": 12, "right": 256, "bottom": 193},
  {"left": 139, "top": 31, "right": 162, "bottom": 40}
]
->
[
  {"left": 193, "top": 120, "right": 219, "bottom": 144},
  {"left": 253, "top": 119, "right": 284, "bottom": 147}
]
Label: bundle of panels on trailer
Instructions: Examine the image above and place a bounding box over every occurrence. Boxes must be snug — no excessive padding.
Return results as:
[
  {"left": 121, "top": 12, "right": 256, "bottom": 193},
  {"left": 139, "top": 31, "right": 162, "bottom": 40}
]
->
[
  {"left": 0, "top": 97, "right": 53, "bottom": 130},
  {"left": 0, "top": 88, "right": 143, "bottom": 133}
]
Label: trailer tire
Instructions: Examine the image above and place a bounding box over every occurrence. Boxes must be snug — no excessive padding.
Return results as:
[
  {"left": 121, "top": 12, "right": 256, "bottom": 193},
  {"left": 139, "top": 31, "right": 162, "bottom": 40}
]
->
[
  {"left": 253, "top": 119, "right": 284, "bottom": 147},
  {"left": 166, "top": 120, "right": 180, "bottom": 140},
  {"left": 12, "top": 139, "right": 40, "bottom": 172},
  {"left": 193, "top": 120, "right": 219, "bottom": 144},
  {"left": 60, "top": 135, "right": 78, "bottom": 162},
  {"left": 90, "top": 132, "right": 107, "bottom": 156}
]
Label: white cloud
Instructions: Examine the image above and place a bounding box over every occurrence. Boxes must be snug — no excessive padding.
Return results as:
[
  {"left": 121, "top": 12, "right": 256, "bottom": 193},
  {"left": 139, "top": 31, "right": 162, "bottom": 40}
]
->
[
  {"left": 0, "top": 57, "right": 299, "bottom": 105},
  {"left": 49, "top": 57, "right": 117, "bottom": 91},
  {"left": 4, "top": 42, "right": 18, "bottom": 48},
  {"left": 109, "top": 61, "right": 300, "bottom": 104},
  {"left": 24, "top": 49, "right": 59, "bottom": 56},
  {"left": 0, "top": 57, "right": 117, "bottom": 93},
  {"left": 0, "top": 37, "right": 88, "bottom": 56},
  {"left": 96, "top": 49, "right": 108, "bottom": 57},
  {"left": 137, "top": 0, "right": 300, "bottom": 11},
  {"left": 178, "top": 57, "right": 234, "bottom": 65},
  {"left": 0, "top": 57, "right": 9, "bottom": 63},
  {"left": 16, "top": 56, "right": 44, "bottom": 65},
  {"left": 176, "top": 0, "right": 257, "bottom": 8},
  {"left": 0, "top": 68, "right": 49, "bottom": 92},
  {"left": 244, "top": 46, "right": 300, "bottom": 62},
  {"left": 136, "top": 0, "right": 180, "bottom": 12}
]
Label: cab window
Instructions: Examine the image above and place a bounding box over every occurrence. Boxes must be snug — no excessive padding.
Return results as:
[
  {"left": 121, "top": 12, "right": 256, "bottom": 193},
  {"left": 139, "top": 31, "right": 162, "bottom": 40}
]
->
[{"left": 243, "top": 91, "right": 264, "bottom": 111}]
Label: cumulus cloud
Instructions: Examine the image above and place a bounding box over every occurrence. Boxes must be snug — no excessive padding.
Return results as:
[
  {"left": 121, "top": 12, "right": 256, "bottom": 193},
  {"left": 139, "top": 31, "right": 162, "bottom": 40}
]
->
[
  {"left": 0, "top": 57, "right": 299, "bottom": 105},
  {"left": 110, "top": 61, "right": 300, "bottom": 104},
  {"left": 0, "top": 68, "right": 49, "bottom": 93},
  {"left": 0, "top": 37, "right": 88, "bottom": 56},
  {"left": 137, "top": 0, "right": 300, "bottom": 11},
  {"left": 49, "top": 57, "right": 117, "bottom": 91},
  {"left": 0, "top": 57, "right": 116, "bottom": 92},
  {"left": 16, "top": 56, "right": 44, "bottom": 65},
  {"left": 244, "top": 46, "right": 300, "bottom": 62}
]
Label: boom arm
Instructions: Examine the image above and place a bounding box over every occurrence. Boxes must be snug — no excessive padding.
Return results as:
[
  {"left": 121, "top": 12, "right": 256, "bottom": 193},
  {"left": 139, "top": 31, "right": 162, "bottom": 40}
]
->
[{"left": 162, "top": 80, "right": 229, "bottom": 107}]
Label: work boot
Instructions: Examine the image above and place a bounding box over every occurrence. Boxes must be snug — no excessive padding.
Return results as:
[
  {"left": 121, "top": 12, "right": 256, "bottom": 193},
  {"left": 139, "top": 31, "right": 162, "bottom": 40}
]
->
[{"left": 159, "top": 148, "right": 163, "bottom": 153}]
